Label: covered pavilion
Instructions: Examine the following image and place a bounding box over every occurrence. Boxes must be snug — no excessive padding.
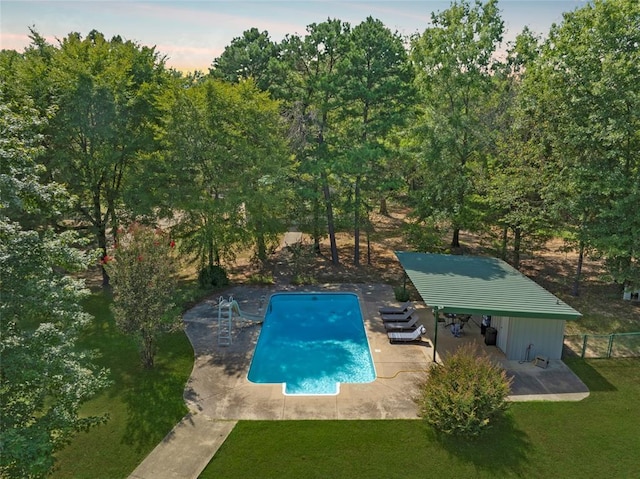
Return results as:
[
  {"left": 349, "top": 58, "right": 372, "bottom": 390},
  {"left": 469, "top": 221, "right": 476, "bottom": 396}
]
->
[{"left": 395, "top": 252, "right": 582, "bottom": 362}]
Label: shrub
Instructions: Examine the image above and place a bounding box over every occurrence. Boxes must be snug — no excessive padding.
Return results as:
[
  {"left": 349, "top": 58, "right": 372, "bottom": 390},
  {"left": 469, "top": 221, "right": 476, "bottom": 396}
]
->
[
  {"left": 417, "top": 344, "right": 512, "bottom": 437},
  {"left": 291, "top": 274, "right": 317, "bottom": 285},
  {"left": 403, "top": 220, "right": 446, "bottom": 252},
  {"left": 198, "top": 265, "right": 229, "bottom": 288},
  {"left": 247, "top": 273, "right": 275, "bottom": 285},
  {"left": 394, "top": 286, "right": 410, "bottom": 302}
]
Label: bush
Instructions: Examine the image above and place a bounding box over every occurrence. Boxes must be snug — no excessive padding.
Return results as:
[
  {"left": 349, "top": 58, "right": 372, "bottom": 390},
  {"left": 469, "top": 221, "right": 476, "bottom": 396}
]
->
[
  {"left": 291, "top": 274, "right": 317, "bottom": 285},
  {"left": 417, "top": 344, "right": 512, "bottom": 437},
  {"left": 403, "top": 220, "right": 446, "bottom": 252},
  {"left": 198, "top": 265, "right": 229, "bottom": 288},
  {"left": 394, "top": 286, "right": 410, "bottom": 302},
  {"left": 247, "top": 273, "right": 275, "bottom": 285}
]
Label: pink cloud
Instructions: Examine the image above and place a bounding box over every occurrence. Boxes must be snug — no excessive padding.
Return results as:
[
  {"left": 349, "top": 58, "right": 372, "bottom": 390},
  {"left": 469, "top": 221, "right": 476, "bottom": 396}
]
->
[{"left": 0, "top": 31, "right": 59, "bottom": 51}]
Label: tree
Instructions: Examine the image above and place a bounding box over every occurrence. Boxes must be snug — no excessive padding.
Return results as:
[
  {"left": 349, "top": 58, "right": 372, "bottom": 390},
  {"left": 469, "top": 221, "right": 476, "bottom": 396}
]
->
[
  {"left": 337, "top": 17, "right": 415, "bottom": 265},
  {"left": 0, "top": 96, "right": 109, "bottom": 478},
  {"left": 411, "top": 0, "right": 504, "bottom": 248},
  {"left": 24, "top": 30, "right": 169, "bottom": 286},
  {"left": 480, "top": 28, "right": 554, "bottom": 269},
  {"left": 525, "top": 0, "right": 640, "bottom": 293},
  {"left": 210, "top": 27, "right": 281, "bottom": 92},
  {"left": 277, "top": 20, "right": 352, "bottom": 264},
  {"left": 106, "top": 224, "right": 179, "bottom": 369},
  {"left": 159, "top": 77, "right": 292, "bottom": 272}
]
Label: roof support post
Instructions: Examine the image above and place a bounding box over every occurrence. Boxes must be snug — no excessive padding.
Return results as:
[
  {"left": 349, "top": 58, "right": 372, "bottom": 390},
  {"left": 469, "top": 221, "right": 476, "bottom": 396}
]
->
[{"left": 432, "top": 305, "right": 440, "bottom": 363}]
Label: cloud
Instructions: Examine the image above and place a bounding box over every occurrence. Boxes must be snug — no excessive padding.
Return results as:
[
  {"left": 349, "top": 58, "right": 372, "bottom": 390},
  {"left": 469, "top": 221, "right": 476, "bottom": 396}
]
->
[
  {"left": 0, "top": 32, "right": 32, "bottom": 50},
  {"left": 1, "top": 0, "right": 575, "bottom": 71}
]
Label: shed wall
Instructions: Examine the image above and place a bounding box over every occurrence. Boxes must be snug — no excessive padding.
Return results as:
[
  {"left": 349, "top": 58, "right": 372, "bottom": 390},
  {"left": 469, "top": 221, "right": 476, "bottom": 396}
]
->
[
  {"left": 505, "top": 317, "right": 566, "bottom": 360},
  {"left": 492, "top": 316, "right": 510, "bottom": 354}
]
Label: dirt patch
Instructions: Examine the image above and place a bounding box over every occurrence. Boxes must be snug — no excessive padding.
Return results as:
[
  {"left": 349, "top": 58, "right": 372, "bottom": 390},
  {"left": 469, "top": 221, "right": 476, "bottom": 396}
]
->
[
  {"left": 84, "top": 204, "right": 638, "bottom": 335},
  {"left": 227, "top": 207, "right": 638, "bottom": 335}
]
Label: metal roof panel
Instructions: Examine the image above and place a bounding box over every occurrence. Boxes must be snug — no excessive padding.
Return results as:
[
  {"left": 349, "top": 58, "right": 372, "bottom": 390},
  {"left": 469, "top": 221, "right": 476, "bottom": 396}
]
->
[{"left": 395, "top": 252, "right": 582, "bottom": 320}]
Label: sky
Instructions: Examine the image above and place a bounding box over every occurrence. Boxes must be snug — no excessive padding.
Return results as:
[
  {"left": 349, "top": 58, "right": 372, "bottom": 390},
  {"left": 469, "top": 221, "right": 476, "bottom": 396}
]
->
[{"left": 1, "top": 1, "right": 589, "bottom": 72}]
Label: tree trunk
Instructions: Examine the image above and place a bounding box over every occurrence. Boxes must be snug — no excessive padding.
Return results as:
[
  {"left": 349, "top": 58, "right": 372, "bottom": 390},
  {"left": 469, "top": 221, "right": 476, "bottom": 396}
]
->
[
  {"left": 208, "top": 238, "right": 215, "bottom": 268},
  {"left": 321, "top": 171, "right": 339, "bottom": 265},
  {"left": 94, "top": 192, "right": 110, "bottom": 287},
  {"left": 142, "top": 330, "right": 155, "bottom": 369},
  {"left": 354, "top": 177, "right": 361, "bottom": 266},
  {"left": 572, "top": 240, "right": 585, "bottom": 297},
  {"left": 98, "top": 228, "right": 110, "bottom": 287},
  {"left": 451, "top": 228, "right": 461, "bottom": 249},
  {"left": 312, "top": 195, "right": 321, "bottom": 255},
  {"left": 257, "top": 233, "right": 267, "bottom": 263},
  {"left": 513, "top": 227, "right": 522, "bottom": 270},
  {"left": 366, "top": 219, "right": 372, "bottom": 265},
  {"left": 379, "top": 196, "right": 388, "bottom": 216},
  {"left": 500, "top": 226, "right": 508, "bottom": 260}
]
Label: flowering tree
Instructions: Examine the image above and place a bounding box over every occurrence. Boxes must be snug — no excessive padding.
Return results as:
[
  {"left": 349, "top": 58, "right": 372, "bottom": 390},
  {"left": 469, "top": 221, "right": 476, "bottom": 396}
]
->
[
  {"left": 1, "top": 98, "right": 109, "bottom": 478},
  {"left": 106, "top": 224, "right": 179, "bottom": 369}
]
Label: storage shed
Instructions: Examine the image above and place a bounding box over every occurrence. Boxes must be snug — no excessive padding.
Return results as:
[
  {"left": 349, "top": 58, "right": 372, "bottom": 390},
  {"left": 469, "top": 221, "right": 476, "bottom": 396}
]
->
[{"left": 395, "top": 252, "right": 582, "bottom": 361}]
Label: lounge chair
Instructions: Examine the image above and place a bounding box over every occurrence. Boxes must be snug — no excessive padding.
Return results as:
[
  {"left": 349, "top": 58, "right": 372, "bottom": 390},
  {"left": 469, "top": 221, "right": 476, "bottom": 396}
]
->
[
  {"left": 384, "top": 314, "right": 419, "bottom": 331},
  {"left": 378, "top": 301, "right": 413, "bottom": 315},
  {"left": 381, "top": 307, "right": 416, "bottom": 322},
  {"left": 387, "top": 325, "right": 427, "bottom": 343}
]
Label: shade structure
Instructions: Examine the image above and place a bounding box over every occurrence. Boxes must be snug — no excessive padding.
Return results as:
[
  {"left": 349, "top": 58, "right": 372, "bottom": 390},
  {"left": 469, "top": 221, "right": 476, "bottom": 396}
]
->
[{"left": 395, "top": 252, "right": 581, "bottom": 321}]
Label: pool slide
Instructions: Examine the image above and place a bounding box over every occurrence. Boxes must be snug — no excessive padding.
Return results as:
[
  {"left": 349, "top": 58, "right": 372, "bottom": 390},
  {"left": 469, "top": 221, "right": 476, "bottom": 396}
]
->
[{"left": 229, "top": 300, "right": 263, "bottom": 322}]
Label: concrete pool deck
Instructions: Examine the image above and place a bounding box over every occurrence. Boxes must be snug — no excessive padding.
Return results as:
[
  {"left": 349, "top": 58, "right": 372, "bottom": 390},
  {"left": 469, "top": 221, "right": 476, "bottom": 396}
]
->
[
  {"left": 129, "top": 283, "right": 589, "bottom": 479},
  {"left": 182, "top": 284, "right": 433, "bottom": 421},
  {"left": 130, "top": 284, "right": 432, "bottom": 478}
]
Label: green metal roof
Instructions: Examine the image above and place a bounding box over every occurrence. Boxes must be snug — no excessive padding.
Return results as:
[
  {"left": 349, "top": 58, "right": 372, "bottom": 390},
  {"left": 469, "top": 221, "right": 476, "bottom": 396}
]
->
[{"left": 395, "top": 252, "right": 582, "bottom": 320}]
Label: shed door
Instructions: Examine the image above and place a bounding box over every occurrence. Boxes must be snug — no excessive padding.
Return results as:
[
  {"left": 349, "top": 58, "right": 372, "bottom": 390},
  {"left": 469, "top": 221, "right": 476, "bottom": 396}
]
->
[{"left": 495, "top": 316, "right": 510, "bottom": 354}]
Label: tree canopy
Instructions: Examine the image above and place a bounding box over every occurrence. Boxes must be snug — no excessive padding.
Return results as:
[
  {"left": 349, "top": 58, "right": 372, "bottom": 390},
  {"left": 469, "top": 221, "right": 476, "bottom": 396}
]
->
[
  {"left": 2, "top": 2, "right": 638, "bottom": 471},
  {"left": 0, "top": 93, "right": 109, "bottom": 479}
]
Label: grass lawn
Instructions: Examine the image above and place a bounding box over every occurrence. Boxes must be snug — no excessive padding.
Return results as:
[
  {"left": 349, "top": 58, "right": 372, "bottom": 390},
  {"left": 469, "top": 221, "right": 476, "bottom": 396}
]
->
[
  {"left": 51, "top": 291, "right": 194, "bottom": 479},
  {"left": 202, "top": 358, "right": 640, "bottom": 479},
  {"left": 47, "top": 219, "right": 638, "bottom": 477}
]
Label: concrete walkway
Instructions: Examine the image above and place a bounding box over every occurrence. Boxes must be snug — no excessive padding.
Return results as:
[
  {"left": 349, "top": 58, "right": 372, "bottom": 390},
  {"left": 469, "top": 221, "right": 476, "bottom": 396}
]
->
[{"left": 128, "top": 416, "right": 235, "bottom": 479}]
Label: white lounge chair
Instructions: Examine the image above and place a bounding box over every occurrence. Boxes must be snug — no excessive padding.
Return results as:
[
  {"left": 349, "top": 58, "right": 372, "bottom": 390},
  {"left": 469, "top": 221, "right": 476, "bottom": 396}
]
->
[
  {"left": 381, "top": 307, "right": 415, "bottom": 322},
  {"left": 384, "top": 314, "right": 419, "bottom": 331},
  {"left": 378, "top": 301, "right": 413, "bottom": 315},
  {"left": 387, "top": 325, "right": 427, "bottom": 343}
]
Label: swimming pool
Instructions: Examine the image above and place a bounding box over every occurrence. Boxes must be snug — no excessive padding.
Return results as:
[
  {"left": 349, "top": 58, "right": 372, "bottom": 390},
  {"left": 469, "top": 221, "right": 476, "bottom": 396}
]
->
[{"left": 247, "top": 292, "right": 376, "bottom": 395}]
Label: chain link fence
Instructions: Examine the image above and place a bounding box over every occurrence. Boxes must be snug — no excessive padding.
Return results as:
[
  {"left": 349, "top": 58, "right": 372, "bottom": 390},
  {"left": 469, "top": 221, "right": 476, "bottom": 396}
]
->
[{"left": 563, "top": 332, "right": 640, "bottom": 359}]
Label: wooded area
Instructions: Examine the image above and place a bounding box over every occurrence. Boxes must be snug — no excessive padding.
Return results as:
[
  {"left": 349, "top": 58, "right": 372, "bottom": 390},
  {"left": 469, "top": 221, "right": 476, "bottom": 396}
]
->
[{"left": 1, "top": 0, "right": 638, "bottom": 476}]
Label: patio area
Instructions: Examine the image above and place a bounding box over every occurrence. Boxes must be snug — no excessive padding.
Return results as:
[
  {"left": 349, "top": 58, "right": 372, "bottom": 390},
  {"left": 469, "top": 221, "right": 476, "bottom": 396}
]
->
[
  {"left": 182, "top": 282, "right": 588, "bottom": 421},
  {"left": 419, "top": 308, "right": 590, "bottom": 401},
  {"left": 182, "top": 283, "right": 432, "bottom": 421}
]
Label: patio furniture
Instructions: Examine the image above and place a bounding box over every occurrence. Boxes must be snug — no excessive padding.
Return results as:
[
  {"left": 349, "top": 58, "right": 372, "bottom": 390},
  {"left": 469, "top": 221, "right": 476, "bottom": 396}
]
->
[
  {"left": 381, "top": 307, "right": 416, "bottom": 322},
  {"left": 387, "top": 325, "right": 427, "bottom": 343},
  {"left": 384, "top": 314, "right": 419, "bottom": 331},
  {"left": 450, "top": 321, "right": 462, "bottom": 338},
  {"left": 378, "top": 301, "right": 413, "bottom": 315}
]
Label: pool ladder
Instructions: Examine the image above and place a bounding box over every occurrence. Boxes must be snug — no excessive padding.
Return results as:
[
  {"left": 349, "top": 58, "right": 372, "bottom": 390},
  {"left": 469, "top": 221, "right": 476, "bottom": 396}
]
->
[{"left": 217, "top": 296, "right": 233, "bottom": 346}]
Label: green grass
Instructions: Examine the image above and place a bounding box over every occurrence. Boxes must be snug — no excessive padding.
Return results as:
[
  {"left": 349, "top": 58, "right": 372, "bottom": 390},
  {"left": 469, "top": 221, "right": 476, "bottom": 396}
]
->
[
  {"left": 49, "top": 283, "right": 638, "bottom": 478},
  {"left": 201, "top": 358, "right": 640, "bottom": 479},
  {"left": 51, "top": 291, "right": 194, "bottom": 479}
]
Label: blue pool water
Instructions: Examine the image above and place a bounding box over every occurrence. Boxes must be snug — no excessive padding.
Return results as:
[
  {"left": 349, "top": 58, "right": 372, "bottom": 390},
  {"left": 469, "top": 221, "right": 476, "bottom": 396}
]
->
[{"left": 247, "top": 292, "right": 376, "bottom": 395}]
